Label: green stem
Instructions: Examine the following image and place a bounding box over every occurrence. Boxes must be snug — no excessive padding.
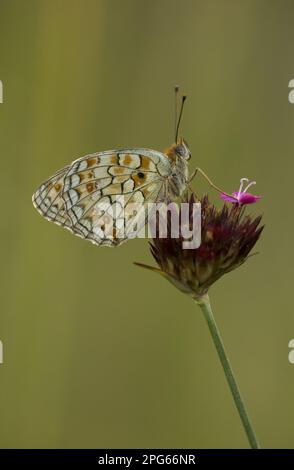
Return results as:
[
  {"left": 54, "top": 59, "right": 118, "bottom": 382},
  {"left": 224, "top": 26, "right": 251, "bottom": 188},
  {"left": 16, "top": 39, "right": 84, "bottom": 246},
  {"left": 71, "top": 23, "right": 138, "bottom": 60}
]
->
[{"left": 196, "top": 295, "right": 260, "bottom": 449}]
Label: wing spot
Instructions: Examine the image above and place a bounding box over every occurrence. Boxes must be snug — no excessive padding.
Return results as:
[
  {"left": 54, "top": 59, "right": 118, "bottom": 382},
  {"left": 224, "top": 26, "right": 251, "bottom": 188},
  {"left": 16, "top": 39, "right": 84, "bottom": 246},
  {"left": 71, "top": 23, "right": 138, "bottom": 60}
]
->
[
  {"left": 140, "top": 156, "right": 152, "bottom": 170},
  {"left": 132, "top": 173, "right": 146, "bottom": 187},
  {"left": 112, "top": 227, "right": 118, "bottom": 240},
  {"left": 111, "top": 155, "right": 118, "bottom": 164},
  {"left": 122, "top": 154, "right": 132, "bottom": 165},
  {"left": 87, "top": 157, "right": 97, "bottom": 167},
  {"left": 86, "top": 182, "right": 95, "bottom": 193},
  {"left": 113, "top": 167, "right": 124, "bottom": 175}
]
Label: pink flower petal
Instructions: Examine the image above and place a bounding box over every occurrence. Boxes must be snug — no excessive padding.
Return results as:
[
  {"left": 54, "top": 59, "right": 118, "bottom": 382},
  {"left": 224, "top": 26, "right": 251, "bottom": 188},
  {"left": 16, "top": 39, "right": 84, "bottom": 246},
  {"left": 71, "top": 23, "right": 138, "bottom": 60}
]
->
[
  {"left": 238, "top": 193, "right": 261, "bottom": 205},
  {"left": 220, "top": 193, "right": 238, "bottom": 203},
  {"left": 220, "top": 191, "right": 261, "bottom": 205}
]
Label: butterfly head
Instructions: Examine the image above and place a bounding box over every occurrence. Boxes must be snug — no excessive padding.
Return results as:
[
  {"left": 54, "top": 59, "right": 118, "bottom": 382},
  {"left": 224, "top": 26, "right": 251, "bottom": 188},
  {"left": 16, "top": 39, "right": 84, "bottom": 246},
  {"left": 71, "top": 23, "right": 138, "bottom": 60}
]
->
[
  {"left": 175, "top": 137, "right": 191, "bottom": 161},
  {"left": 165, "top": 137, "right": 191, "bottom": 163}
]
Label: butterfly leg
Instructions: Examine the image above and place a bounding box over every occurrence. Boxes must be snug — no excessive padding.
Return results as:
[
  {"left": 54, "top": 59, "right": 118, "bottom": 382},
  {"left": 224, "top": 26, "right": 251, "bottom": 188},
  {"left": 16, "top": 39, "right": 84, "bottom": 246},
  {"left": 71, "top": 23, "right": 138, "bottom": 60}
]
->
[{"left": 188, "top": 167, "right": 236, "bottom": 199}]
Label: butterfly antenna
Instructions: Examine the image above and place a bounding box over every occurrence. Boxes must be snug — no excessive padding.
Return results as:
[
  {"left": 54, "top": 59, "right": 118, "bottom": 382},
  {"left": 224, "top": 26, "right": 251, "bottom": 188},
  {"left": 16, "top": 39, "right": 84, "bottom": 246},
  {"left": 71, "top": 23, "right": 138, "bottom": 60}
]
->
[
  {"left": 174, "top": 85, "right": 179, "bottom": 141},
  {"left": 175, "top": 93, "right": 187, "bottom": 143}
]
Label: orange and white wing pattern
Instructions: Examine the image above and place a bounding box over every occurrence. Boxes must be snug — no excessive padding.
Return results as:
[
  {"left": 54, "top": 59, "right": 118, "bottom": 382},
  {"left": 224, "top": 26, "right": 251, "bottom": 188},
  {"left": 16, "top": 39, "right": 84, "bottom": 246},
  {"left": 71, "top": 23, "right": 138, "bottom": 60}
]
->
[
  {"left": 32, "top": 149, "right": 172, "bottom": 246},
  {"left": 32, "top": 165, "right": 71, "bottom": 228}
]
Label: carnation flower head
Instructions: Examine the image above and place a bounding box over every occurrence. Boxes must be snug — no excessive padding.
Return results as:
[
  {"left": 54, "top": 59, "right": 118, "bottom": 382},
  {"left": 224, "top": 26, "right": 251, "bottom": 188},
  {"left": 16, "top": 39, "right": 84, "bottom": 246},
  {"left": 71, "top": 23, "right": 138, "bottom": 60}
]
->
[{"left": 135, "top": 193, "right": 263, "bottom": 300}]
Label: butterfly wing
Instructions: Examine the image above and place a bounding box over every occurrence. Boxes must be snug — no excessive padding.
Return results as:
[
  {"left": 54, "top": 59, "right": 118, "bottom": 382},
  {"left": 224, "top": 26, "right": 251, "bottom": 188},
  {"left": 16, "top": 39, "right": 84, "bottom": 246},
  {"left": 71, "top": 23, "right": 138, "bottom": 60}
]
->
[
  {"left": 32, "top": 165, "right": 72, "bottom": 228},
  {"left": 32, "top": 149, "right": 172, "bottom": 247}
]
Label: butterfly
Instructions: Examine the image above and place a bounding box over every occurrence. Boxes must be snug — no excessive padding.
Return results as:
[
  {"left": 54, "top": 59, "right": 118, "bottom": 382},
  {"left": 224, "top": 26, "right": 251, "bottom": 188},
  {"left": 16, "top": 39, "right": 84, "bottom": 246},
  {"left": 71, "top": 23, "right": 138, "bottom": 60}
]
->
[{"left": 32, "top": 91, "right": 207, "bottom": 247}]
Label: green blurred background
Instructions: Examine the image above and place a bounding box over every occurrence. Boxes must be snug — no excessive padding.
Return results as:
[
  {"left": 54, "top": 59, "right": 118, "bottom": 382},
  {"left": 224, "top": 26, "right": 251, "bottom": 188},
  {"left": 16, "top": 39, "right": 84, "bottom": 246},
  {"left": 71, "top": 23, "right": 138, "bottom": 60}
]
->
[{"left": 0, "top": 0, "right": 293, "bottom": 449}]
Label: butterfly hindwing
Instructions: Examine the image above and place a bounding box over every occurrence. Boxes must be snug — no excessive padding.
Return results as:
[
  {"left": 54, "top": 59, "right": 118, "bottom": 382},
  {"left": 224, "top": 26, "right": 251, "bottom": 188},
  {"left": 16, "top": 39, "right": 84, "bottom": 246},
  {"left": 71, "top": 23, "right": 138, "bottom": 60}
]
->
[
  {"left": 32, "top": 165, "right": 71, "bottom": 228},
  {"left": 32, "top": 149, "right": 172, "bottom": 246}
]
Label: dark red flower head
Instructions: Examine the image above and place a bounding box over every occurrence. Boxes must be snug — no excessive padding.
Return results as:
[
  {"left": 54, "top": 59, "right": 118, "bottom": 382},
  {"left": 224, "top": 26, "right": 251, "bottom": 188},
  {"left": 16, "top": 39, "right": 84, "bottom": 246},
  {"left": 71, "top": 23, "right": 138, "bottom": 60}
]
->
[{"left": 135, "top": 193, "right": 264, "bottom": 300}]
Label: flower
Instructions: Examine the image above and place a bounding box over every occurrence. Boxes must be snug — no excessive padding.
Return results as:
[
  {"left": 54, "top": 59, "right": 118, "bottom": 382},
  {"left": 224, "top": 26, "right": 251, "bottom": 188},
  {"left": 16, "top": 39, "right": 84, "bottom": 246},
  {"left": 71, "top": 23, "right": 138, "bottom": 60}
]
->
[
  {"left": 221, "top": 178, "right": 261, "bottom": 205},
  {"left": 135, "top": 191, "right": 263, "bottom": 447},
  {"left": 135, "top": 193, "right": 263, "bottom": 300}
]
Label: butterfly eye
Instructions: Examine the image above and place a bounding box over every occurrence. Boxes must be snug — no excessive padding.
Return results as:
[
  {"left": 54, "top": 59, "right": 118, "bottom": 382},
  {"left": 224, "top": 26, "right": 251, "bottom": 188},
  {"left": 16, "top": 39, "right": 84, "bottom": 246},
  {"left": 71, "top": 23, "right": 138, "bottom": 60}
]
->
[
  {"left": 175, "top": 145, "right": 185, "bottom": 156},
  {"left": 175, "top": 144, "right": 191, "bottom": 160}
]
